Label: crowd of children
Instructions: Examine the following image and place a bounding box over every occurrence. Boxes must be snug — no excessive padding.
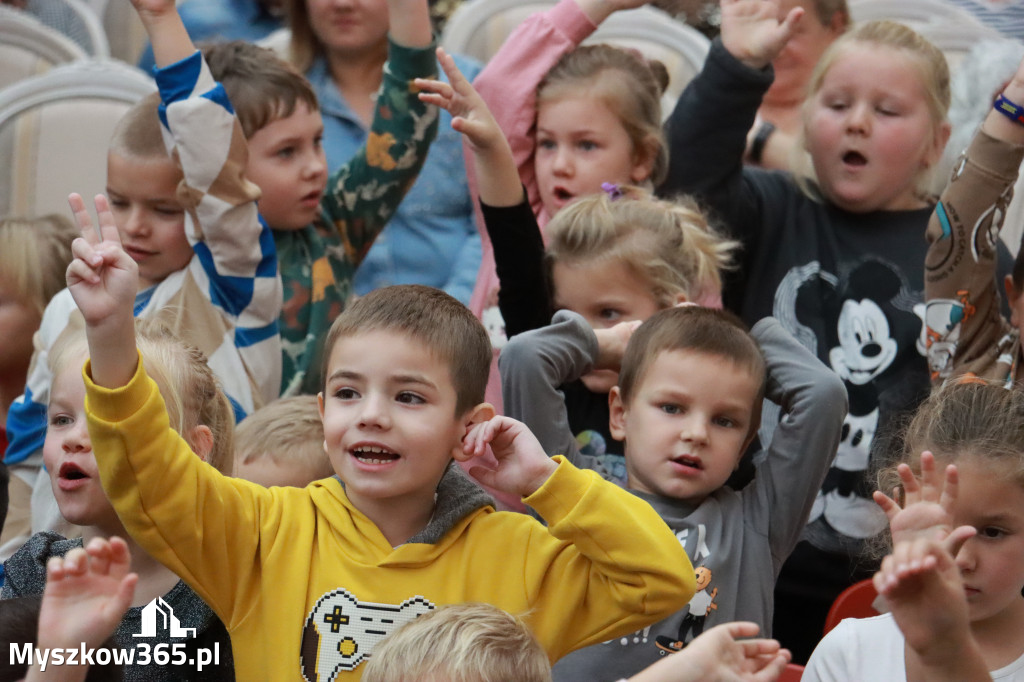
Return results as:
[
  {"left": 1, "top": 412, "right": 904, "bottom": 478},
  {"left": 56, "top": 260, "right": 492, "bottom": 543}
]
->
[{"left": 3, "top": 0, "right": 1024, "bottom": 679}]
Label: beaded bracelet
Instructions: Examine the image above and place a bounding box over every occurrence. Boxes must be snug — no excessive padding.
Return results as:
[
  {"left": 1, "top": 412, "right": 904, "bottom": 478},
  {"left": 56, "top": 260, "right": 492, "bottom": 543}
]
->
[{"left": 994, "top": 93, "right": 1024, "bottom": 126}]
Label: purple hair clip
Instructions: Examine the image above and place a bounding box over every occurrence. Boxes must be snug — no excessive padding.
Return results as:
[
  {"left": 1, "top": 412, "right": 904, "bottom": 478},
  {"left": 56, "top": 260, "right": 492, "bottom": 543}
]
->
[{"left": 601, "top": 182, "right": 624, "bottom": 201}]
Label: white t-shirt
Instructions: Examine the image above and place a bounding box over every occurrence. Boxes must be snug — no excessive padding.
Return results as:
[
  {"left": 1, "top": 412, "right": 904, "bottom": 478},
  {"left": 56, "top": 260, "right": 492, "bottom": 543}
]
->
[{"left": 804, "top": 613, "right": 1024, "bottom": 681}]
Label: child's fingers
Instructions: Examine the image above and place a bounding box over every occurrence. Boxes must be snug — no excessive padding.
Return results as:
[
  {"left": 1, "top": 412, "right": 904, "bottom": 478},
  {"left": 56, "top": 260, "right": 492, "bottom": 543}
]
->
[
  {"left": 93, "top": 194, "right": 121, "bottom": 246},
  {"left": 751, "top": 652, "right": 791, "bottom": 682},
  {"left": 943, "top": 524, "right": 976, "bottom": 558},
  {"left": 45, "top": 555, "right": 68, "bottom": 584},
  {"left": 873, "top": 490, "right": 900, "bottom": 519},
  {"left": 85, "top": 537, "right": 113, "bottom": 577},
  {"left": 71, "top": 235, "right": 104, "bottom": 269},
  {"left": 898, "top": 462, "right": 920, "bottom": 502},
  {"left": 435, "top": 47, "right": 467, "bottom": 89},
  {"left": 68, "top": 193, "right": 100, "bottom": 244},
  {"left": 721, "top": 621, "right": 761, "bottom": 640},
  {"left": 67, "top": 257, "right": 102, "bottom": 286},
  {"left": 938, "top": 464, "right": 959, "bottom": 511},
  {"left": 414, "top": 78, "right": 453, "bottom": 98},
  {"left": 107, "top": 536, "right": 132, "bottom": 571}
]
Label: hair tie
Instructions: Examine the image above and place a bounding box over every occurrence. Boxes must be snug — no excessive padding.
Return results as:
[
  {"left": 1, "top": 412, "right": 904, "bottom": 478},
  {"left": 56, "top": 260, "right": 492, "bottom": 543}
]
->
[{"left": 601, "top": 182, "right": 624, "bottom": 201}]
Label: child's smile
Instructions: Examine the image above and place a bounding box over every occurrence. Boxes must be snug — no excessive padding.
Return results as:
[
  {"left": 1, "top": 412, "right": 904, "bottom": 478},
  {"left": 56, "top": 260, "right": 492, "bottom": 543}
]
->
[{"left": 319, "top": 330, "right": 472, "bottom": 524}]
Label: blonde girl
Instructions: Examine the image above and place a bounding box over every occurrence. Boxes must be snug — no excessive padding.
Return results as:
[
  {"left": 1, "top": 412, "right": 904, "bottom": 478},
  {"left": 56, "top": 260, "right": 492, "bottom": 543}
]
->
[
  {"left": 417, "top": 49, "right": 735, "bottom": 482},
  {"left": 661, "top": 0, "right": 953, "bottom": 660},
  {"left": 0, "top": 214, "right": 76, "bottom": 551},
  {"left": 0, "top": 315, "right": 236, "bottom": 680},
  {"left": 805, "top": 381, "right": 1024, "bottom": 680},
  {"left": 466, "top": 0, "right": 679, "bottom": 341}
]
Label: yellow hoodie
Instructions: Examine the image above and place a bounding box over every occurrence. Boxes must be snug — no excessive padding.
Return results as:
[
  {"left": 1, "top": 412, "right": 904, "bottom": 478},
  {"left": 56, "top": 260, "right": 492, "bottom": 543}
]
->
[{"left": 85, "top": 357, "right": 695, "bottom": 681}]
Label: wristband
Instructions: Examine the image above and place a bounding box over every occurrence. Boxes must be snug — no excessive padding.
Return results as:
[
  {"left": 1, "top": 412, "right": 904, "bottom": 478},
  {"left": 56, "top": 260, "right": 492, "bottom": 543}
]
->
[
  {"left": 749, "top": 120, "right": 776, "bottom": 164},
  {"left": 994, "top": 93, "right": 1024, "bottom": 126}
]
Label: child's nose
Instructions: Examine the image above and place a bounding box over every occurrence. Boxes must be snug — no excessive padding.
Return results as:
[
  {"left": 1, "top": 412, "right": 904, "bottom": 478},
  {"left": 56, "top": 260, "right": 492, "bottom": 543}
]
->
[
  {"left": 62, "top": 423, "right": 92, "bottom": 453},
  {"left": 121, "top": 207, "right": 149, "bottom": 237},
  {"left": 305, "top": 150, "right": 327, "bottom": 179},
  {"left": 954, "top": 536, "right": 977, "bottom": 572},
  {"left": 357, "top": 394, "right": 391, "bottom": 430},
  {"left": 679, "top": 416, "right": 708, "bottom": 445},
  {"left": 552, "top": 147, "right": 573, "bottom": 175},
  {"left": 845, "top": 103, "right": 872, "bottom": 135}
]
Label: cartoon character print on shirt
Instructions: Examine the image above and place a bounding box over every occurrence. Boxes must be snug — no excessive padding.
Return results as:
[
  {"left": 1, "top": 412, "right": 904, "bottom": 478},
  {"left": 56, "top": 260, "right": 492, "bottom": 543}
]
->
[
  {"left": 920, "top": 160, "right": 1012, "bottom": 381},
  {"left": 655, "top": 565, "right": 718, "bottom": 654},
  {"left": 300, "top": 588, "right": 435, "bottom": 681},
  {"left": 774, "top": 258, "right": 926, "bottom": 542},
  {"left": 613, "top": 524, "right": 718, "bottom": 654}
]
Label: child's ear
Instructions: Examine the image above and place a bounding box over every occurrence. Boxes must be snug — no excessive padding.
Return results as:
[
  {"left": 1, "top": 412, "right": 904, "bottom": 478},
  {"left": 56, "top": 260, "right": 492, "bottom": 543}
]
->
[
  {"left": 463, "top": 402, "right": 496, "bottom": 431},
  {"left": 673, "top": 292, "right": 689, "bottom": 306},
  {"left": 924, "top": 121, "right": 952, "bottom": 169},
  {"left": 630, "top": 136, "right": 659, "bottom": 184},
  {"left": 608, "top": 387, "right": 628, "bottom": 442},
  {"left": 317, "top": 392, "right": 326, "bottom": 420},
  {"left": 189, "top": 425, "right": 214, "bottom": 462}
]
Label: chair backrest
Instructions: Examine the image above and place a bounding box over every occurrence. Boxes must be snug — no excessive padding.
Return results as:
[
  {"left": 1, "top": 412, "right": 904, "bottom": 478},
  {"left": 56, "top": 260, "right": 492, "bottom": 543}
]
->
[
  {"left": 440, "top": 0, "right": 709, "bottom": 119},
  {"left": 779, "top": 663, "right": 805, "bottom": 682},
  {"left": 0, "top": 59, "right": 156, "bottom": 220},
  {"left": 916, "top": 20, "right": 1004, "bottom": 73},
  {"left": 63, "top": 0, "right": 112, "bottom": 57},
  {"left": 823, "top": 578, "right": 880, "bottom": 636},
  {"left": 0, "top": 6, "right": 87, "bottom": 90}
]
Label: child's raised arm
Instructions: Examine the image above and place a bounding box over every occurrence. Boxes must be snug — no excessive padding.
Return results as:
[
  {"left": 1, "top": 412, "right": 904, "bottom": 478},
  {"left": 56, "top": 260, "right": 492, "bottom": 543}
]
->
[
  {"left": 874, "top": 532, "right": 990, "bottom": 682},
  {"left": 922, "top": 55, "right": 1024, "bottom": 384},
  {"left": 129, "top": 0, "right": 196, "bottom": 67},
  {"left": 719, "top": 0, "right": 804, "bottom": 71},
  {"left": 66, "top": 194, "right": 139, "bottom": 390},
  {"left": 417, "top": 48, "right": 523, "bottom": 208}
]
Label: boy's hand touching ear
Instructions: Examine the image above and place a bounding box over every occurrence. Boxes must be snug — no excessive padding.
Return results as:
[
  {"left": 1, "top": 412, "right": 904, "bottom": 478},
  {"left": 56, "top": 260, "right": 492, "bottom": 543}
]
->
[
  {"left": 720, "top": 0, "right": 803, "bottom": 70},
  {"left": 459, "top": 416, "right": 559, "bottom": 498}
]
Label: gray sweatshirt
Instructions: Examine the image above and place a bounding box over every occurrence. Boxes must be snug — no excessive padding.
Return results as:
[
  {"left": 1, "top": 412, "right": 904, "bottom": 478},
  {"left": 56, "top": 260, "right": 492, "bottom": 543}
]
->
[{"left": 509, "top": 314, "right": 848, "bottom": 681}]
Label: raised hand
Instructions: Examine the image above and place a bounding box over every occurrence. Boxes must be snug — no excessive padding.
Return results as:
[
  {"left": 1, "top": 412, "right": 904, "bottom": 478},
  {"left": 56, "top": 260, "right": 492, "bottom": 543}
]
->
[
  {"left": 720, "top": 0, "right": 803, "bottom": 70},
  {"left": 66, "top": 193, "right": 140, "bottom": 389},
  {"left": 874, "top": 529, "right": 983, "bottom": 678},
  {"left": 458, "top": 416, "right": 559, "bottom": 497},
  {"left": 416, "top": 48, "right": 508, "bottom": 153},
  {"left": 873, "top": 451, "right": 957, "bottom": 546},
  {"left": 594, "top": 319, "right": 643, "bottom": 371},
  {"left": 66, "top": 193, "right": 139, "bottom": 327},
  {"left": 630, "top": 622, "right": 791, "bottom": 682},
  {"left": 35, "top": 537, "right": 138, "bottom": 653},
  {"left": 127, "top": 0, "right": 178, "bottom": 23}
]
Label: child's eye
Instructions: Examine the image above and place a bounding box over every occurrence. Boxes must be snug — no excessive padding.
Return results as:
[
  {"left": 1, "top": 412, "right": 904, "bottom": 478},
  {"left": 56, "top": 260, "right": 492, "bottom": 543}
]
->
[
  {"left": 155, "top": 206, "right": 183, "bottom": 216},
  {"left": 108, "top": 198, "right": 128, "bottom": 209},
  {"left": 334, "top": 387, "right": 359, "bottom": 400},
  {"left": 314, "top": 135, "right": 324, "bottom": 149},
  {"left": 577, "top": 140, "right": 598, "bottom": 151},
  {"left": 659, "top": 403, "right": 682, "bottom": 415},
  {"left": 396, "top": 391, "right": 424, "bottom": 405},
  {"left": 598, "top": 308, "right": 622, "bottom": 322},
  {"left": 49, "top": 414, "right": 73, "bottom": 428},
  {"left": 980, "top": 526, "right": 1006, "bottom": 539},
  {"left": 537, "top": 138, "right": 556, "bottom": 151},
  {"left": 276, "top": 146, "right": 296, "bottom": 159},
  {"left": 827, "top": 101, "right": 848, "bottom": 111},
  {"left": 876, "top": 107, "right": 899, "bottom": 117},
  {"left": 713, "top": 416, "right": 737, "bottom": 428}
]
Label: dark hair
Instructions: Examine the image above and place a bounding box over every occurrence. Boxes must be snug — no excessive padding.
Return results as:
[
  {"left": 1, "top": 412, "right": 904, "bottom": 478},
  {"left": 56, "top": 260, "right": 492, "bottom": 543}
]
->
[
  {"left": 323, "top": 285, "right": 491, "bottom": 415},
  {"left": 618, "top": 306, "right": 766, "bottom": 435},
  {"left": 202, "top": 40, "right": 320, "bottom": 138}
]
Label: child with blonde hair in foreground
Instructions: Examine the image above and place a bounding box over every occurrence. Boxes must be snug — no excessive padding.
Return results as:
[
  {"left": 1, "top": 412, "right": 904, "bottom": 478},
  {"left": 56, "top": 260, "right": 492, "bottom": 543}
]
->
[
  {"left": 364, "top": 602, "right": 792, "bottom": 682},
  {"left": 233, "top": 395, "right": 332, "bottom": 487}
]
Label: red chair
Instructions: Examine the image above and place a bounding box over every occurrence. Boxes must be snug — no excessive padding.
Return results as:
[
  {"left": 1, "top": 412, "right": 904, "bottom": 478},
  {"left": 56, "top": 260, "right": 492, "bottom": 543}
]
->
[
  {"left": 779, "top": 663, "right": 804, "bottom": 681},
  {"left": 823, "top": 578, "right": 880, "bottom": 635}
]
